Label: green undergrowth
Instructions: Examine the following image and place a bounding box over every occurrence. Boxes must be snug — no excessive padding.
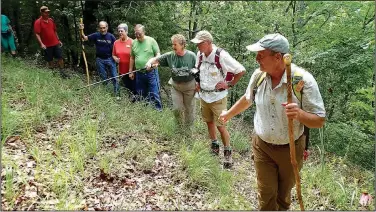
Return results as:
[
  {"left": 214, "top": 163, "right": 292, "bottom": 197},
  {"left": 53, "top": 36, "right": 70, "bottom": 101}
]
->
[
  {"left": 1, "top": 55, "right": 374, "bottom": 210},
  {"left": 1, "top": 56, "right": 251, "bottom": 209}
]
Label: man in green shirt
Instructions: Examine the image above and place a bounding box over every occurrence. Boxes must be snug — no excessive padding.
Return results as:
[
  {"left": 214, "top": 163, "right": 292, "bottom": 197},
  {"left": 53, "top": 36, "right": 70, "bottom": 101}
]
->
[
  {"left": 129, "top": 24, "right": 162, "bottom": 110},
  {"left": 146, "top": 34, "right": 197, "bottom": 132}
]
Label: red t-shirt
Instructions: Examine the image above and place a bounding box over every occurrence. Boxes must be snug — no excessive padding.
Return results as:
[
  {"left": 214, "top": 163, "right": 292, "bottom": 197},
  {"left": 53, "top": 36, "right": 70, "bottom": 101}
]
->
[
  {"left": 112, "top": 38, "right": 133, "bottom": 74},
  {"left": 33, "top": 17, "right": 59, "bottom": 47}
]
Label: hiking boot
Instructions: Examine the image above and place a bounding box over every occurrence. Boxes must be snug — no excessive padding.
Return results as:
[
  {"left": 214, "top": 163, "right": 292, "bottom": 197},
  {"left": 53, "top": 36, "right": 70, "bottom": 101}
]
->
[
  {"left": 223, "top": 149, "right": 233, "bottom": 169},
  {"left": 211, "top": 142, "right": 220, "bottom": 156}
]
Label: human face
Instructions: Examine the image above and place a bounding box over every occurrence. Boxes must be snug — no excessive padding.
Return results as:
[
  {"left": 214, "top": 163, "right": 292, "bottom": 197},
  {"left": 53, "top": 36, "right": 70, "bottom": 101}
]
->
[
  {"left": 118, "top": 29, "right": 128, "bottom": 40},
  {"left": 256, "top": 50, "right": 281, "bottom": 73},
  {"left": 196, "top": 41, "right": 211, "bottom": 55},
  {"left": 99, "top": 23, "right": 108, "bottom": 35},
  {"left": 134, "top": 27, "right": 145, "bottom": 41},
  {"left": 172, "top": 39, "right": 184, "bottom": 54},
  {"left": 41, "top": 11, "right": 50, "bottom": 19}
]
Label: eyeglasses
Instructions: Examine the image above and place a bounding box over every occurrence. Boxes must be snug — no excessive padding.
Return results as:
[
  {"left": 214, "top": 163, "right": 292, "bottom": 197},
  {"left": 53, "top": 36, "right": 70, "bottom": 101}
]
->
[{"left": 99, "top": 27, "right": 106, "bottom": 29}]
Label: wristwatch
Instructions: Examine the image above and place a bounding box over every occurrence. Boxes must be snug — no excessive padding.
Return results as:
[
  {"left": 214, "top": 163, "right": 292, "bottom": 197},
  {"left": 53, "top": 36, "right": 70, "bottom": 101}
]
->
[{"left": 227, "top": 81, "right": 233, "bottom": 88}]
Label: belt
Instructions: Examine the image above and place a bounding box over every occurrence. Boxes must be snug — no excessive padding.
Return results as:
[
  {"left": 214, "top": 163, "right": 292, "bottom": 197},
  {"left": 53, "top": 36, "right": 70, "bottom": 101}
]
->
[
  {"left": 200, "top": 88, "right": 226, "bottom": 93},
  {"left": 96, "top": 56, "right": 111, "bottom": 60},
  {"left": 260, "top": 134, "right": 303, "bottom": 148}
]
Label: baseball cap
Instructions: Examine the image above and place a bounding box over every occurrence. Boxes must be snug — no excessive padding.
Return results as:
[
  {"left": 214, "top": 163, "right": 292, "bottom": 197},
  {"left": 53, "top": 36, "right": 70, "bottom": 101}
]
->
[
  {"left": 40, "top": 6, "right": 50, "bottom": 13},
  {"left": 246, "top": 33, "right": 289, "bottom": 53},
  {"left": 191, "top": 30, "right": 213, "bottom": 44}
]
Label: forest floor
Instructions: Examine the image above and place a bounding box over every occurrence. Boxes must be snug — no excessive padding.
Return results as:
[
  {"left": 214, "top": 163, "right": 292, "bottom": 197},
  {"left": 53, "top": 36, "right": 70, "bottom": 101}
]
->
[{"left": 1, "top": 55, "right": 374, "bottom": 210}]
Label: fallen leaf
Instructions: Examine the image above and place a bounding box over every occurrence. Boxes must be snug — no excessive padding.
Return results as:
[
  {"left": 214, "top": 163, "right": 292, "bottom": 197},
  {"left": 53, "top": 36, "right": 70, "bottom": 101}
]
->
[{"left": 6, "top": 135, "right": 20, "bottom": 143}]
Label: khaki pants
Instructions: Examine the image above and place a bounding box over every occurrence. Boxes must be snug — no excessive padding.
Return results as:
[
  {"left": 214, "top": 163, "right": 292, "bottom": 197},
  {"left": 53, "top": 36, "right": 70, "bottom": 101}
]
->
[
  {"left": 252, "top": 134, "right": 306, "bottom": 211},
  {"left": 170, "top": 79, "right": 196, "bottom": 128}
]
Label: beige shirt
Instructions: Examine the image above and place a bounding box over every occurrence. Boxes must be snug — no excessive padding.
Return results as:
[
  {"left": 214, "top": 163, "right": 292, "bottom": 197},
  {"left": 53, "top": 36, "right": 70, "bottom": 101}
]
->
[
  {"left": 195, "top": 45, "right": 245, "bottom": 103},
  {"left": 245, "top": 64, "right": 326, "bottom": 145}
]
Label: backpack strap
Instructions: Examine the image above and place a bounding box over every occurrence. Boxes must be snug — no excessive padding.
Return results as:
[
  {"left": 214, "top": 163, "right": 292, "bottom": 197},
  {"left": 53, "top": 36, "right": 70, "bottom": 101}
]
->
[
  {"left": 214, "top": 48, "right": 225, "bottom": 78},
  {"left": 197, "top": 52, "right": 203, "bottom": 70},
  {"left": 252, "top": 72, "right": 267, "bottom": 102},
  {"left": 292, "top": 70, "right": 304, "bottom": 106}
]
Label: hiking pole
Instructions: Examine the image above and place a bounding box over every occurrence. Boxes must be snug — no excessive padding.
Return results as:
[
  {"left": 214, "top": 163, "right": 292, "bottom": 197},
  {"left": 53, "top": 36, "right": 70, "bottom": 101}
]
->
[
  {"left": 76, "top": 68, "right": 145, "bottom": 91},
  {"left": 284, "top": 54, "right": 304, "bottom": 211},
  {"left": 80, "top": 18, "right": 90, "bottom": 86}
]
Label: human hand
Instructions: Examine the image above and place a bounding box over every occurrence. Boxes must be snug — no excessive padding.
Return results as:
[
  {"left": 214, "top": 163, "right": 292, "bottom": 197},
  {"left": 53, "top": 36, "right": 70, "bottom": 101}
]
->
[
  {"left": 215, "top": 81, "right": 229, "bottom": 90},
  {"left": 41, "top": 43, "right": 46, "bottom": 49},
  {"left": 282, "top": 102, "right": 301, "bottom": 120},
  {"left": 59, "top": 41, "right": 63, "bottom": 47},
  {"left": 114, "top": 57, "right": 120, "bottom": 63},
  {"left": 129, "top": 73, "right": 135, "bottom": 80},
  {"left": 195, "top": 82, "right": 200, "bottom": 92},
  {"left": 79, "top": 23, "right": 84, "bottom": 30},
  {"left": 219, "top": 110, "right": 230, "bottom": 124}
]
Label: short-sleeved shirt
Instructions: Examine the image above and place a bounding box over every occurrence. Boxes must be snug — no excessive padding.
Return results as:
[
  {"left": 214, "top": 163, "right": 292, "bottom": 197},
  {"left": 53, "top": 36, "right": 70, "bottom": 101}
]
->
[
  {"left": 157, "top": 50, "right": 196, "bottom": 82},
  {"left": 1, "top": 15, "right": 10, "bottom": 33},
  {"left": 131, "top": 36, "right": 160, "bottom": 70},
  {"left": 88, "top": 32, "right": 116, "bottom": 59},
  {"left": 195, "top": 45, "right": 245, "bottom": 103},
  {"left": 112, "top": 38, "right": 133, "bottom": 74},
  {"left": 244, "top": 64, "right": 326, "bottom": 145},
  {"left": 33, "top": 17, "right": 59, "bottom": 47}
]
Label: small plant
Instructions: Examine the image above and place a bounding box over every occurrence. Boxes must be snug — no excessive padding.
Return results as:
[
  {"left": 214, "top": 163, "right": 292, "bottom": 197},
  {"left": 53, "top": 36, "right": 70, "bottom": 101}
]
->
[
  {"left": 84, "top": 121, "right": 99, "bottom": 158},
  {"left": 4, "top": 167, "right": 16, "bottom": 203},
  {"left": 99, "top": 155, "right": 111, "bottom": 174}
]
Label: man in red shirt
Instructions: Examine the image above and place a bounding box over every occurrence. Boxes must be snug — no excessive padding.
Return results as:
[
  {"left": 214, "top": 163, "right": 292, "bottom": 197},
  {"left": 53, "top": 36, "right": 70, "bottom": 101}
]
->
[{"left": 34, "top": 6, "right": 68, "bottom": 78}]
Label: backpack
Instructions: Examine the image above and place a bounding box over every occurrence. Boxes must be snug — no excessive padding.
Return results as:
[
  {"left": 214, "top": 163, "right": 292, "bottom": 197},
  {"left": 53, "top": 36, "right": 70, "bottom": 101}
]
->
[
  {"left": 252, "top": 69, "right": 310, "bottom": 151},
  {"left": 197, "top": 48, "right": 226, "bottom": 80}
]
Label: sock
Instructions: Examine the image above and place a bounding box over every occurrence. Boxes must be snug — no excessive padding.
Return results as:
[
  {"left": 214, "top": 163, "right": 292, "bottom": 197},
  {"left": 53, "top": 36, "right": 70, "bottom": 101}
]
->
[
  {"left": 211, "top": 140, "right": 219, "bottom": 145},
  {"left": 224, "top": 146, "right": 232, "bottom": 151}
]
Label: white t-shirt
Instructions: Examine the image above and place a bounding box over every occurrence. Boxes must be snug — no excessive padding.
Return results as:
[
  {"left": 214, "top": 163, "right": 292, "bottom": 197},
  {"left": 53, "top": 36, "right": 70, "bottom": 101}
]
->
[
  {"left": 195, "top": 45, "right": 245, "bottom": 103},
  {"left": 244, "top": 64, "right": 326, "bottom": 144}
]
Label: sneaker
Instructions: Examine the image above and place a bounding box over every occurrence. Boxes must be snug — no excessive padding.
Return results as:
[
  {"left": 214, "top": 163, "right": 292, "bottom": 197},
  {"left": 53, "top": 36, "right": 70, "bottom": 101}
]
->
[
  {"left": 211, "top": 142, "right": 220, "bottom": 156},
  {"left": 223, "top": 149, "right": 233, "bottom": 169}
]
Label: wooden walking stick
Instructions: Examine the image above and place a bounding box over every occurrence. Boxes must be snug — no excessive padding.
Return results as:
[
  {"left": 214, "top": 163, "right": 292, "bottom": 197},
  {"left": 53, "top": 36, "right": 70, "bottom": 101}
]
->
[
  {"left": 80, "top": 18, "right": 90, "bottom": 86},
  {"left": 283, "top": 54, "right": 305, "bottom": 211}
]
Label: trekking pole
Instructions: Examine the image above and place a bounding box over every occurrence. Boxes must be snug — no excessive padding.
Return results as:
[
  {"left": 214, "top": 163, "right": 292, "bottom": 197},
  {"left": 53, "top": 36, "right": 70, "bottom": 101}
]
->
[
  {"left": 76, "top": 68, "right": 145, "bottom": 91},
  {"left": 80, "top": 18, "right": 90, "bottom": 86},
  {"left": 284, "top": 54, "right": 304, "bottom": 211}
]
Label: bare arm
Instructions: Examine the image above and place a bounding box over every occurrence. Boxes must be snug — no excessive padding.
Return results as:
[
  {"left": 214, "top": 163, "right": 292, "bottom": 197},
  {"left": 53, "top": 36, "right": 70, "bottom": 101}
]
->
[
  {"left": 35, "top": 33, "right": 45, "bottom": 49},
  {"left": 219, "top": 95, "right": 252, "bottom": 123},
  {"left": 81, "top": 31, "right": 88, "bottom": 41},
  {"left": 79, "top": 24, "right": 89, "bottom": 41},
  {"left": 229, "top": 70, "right": 245, "bottom": 86}
]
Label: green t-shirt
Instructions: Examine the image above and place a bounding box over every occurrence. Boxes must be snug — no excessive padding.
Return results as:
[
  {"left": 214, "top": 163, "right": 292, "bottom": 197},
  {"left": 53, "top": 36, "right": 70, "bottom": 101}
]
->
[
  {"left": 158, "top": 50, "right": 196, "bottom": 82},
  {"left": 1, "top": 15, "right": 10, "bottom": 33},
  {"left": 131, "top": 36, "right": 160, "bottom": 70}
]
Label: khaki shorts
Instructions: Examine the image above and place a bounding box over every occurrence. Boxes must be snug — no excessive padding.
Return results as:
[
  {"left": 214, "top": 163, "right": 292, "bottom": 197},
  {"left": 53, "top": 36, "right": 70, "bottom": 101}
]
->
[{"left": 200, "top": 97, "right": 227, "bottom": 126}]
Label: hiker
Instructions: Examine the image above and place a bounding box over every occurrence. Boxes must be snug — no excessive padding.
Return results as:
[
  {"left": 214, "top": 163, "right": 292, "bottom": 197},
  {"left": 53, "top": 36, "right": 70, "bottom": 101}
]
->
[
  {"left": 80, "top": 21, "right": 119, "bottom": 96},
  {"left": 1, "top": 13, "right": 17, "bottom": 57},
  {"left": 191, "top": 30, "right": 246, "bottom": 168},
  {"left": 219, "top": 33, "right": 326, "bottom": 210},
  {"left": 34, "top": 6, "right": 68, "bottom": 78},
  {"left": 145, "top": 34, "right": 196, "bottom": 133},
  {"left": 128, "top": 24, "right": 162, "bottom": 110},
  {"left": 112, "top": 23, "right": 135, "bottom": 97}
]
